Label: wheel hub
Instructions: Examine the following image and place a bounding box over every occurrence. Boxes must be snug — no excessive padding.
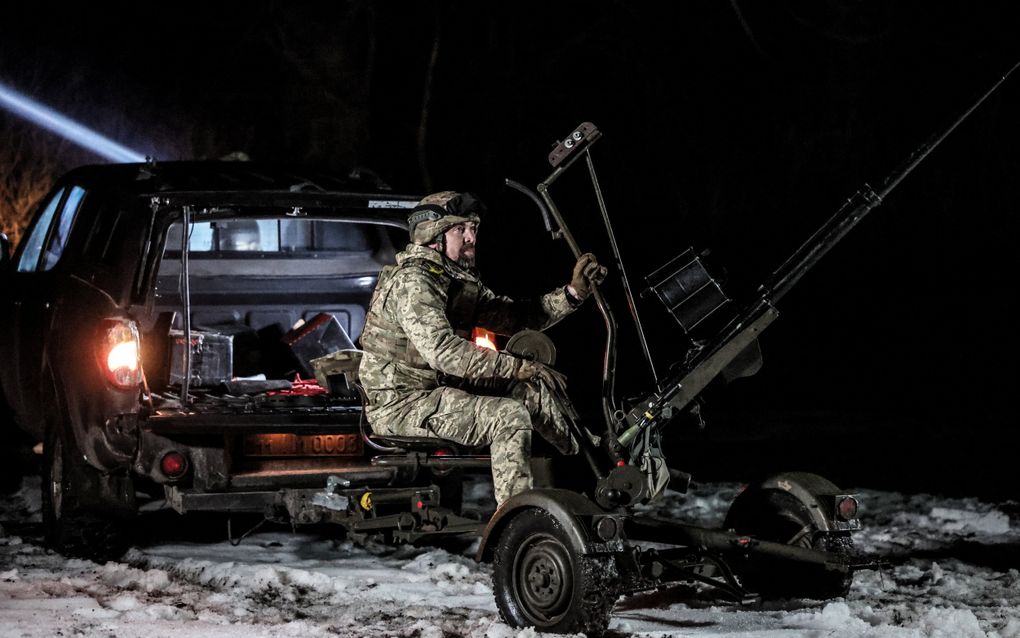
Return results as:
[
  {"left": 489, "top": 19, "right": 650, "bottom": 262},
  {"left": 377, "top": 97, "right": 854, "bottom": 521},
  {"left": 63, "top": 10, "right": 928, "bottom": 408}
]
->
[
  {"left": 527, "top": 556, "right": 560, "bottom": 594},
  {"left": 515, "top": 537, "right": 572, "bottom": 622}
]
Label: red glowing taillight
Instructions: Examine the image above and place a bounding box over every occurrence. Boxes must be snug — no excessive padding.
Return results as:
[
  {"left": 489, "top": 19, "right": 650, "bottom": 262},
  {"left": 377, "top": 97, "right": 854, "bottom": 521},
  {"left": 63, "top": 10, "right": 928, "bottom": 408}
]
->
[
  {"left": 98, "top": 318, "right": 141, "bottom": 389},
  {"left": 472, "top": 327, "right": 498, "bottom": 351},
  {"left": 160, "top": 451, "right": 188, "bottom": 479},
  {"left": 836, "top": 496, "right": 859, "bottom": 521}
]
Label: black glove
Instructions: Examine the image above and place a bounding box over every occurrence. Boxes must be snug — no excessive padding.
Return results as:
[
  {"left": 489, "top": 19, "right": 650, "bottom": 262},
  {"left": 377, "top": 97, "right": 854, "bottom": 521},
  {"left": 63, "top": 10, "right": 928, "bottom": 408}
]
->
[
  {"left": 569, "top": 253, "right": 608, "bottom": 301},
  {"left": 515, "top": 359, "right": 569, "bottom": 394}
]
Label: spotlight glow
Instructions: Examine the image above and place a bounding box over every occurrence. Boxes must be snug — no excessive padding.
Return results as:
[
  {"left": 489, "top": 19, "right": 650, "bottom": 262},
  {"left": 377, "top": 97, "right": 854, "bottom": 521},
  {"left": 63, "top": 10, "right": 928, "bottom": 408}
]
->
[{"left": 0, "top": 80, "right": 146, "bottom": 162}]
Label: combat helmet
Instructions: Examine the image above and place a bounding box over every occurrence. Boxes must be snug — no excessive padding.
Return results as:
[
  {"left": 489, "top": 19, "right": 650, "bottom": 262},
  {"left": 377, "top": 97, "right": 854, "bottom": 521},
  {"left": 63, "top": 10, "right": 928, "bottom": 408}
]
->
[{"left": 408, "top": 191, "right": 484, "bottom": 245}]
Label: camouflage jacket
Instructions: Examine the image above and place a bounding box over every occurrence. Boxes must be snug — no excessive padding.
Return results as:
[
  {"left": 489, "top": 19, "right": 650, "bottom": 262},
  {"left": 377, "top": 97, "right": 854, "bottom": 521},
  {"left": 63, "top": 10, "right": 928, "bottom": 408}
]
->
[{"left": 358, "top": 244, "right": 578, "bottom": 430}]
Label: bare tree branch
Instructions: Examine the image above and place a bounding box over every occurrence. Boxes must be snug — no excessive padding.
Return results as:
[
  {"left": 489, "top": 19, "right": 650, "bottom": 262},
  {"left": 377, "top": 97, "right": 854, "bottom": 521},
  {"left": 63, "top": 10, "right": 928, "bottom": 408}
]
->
[{"left": 0, "top": 116, "right": 66, "bottom": 249}]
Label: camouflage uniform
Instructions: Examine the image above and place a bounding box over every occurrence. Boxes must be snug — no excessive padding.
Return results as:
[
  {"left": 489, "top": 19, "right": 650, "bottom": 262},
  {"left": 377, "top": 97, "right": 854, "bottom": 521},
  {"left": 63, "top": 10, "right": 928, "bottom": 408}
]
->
[{"left": 358, "top": 243, "right": 580, "bottom": 504}]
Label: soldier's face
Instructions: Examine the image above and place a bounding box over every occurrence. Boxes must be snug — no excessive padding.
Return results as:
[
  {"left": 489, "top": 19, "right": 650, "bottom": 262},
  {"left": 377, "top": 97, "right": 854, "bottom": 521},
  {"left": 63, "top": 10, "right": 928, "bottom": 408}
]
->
[{"left": 443, "top": 222, "right": 478, "bottom": 267}]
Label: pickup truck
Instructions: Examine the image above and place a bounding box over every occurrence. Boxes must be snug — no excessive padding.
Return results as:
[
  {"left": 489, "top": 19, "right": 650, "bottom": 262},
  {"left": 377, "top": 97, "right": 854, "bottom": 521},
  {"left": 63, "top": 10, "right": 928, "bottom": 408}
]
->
[{"left": 0, "top": 161, "right": 431, "bottom": 560}]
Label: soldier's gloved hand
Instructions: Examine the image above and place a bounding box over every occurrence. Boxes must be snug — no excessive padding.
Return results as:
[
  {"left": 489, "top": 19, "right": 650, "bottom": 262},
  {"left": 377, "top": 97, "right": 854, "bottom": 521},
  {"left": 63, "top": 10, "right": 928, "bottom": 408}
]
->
[
  {"left": 568, "top": 253, "right": 608, "bottom": 301},
  {"left": 515, "top": 359, "right": 568, "bottom": 393}
]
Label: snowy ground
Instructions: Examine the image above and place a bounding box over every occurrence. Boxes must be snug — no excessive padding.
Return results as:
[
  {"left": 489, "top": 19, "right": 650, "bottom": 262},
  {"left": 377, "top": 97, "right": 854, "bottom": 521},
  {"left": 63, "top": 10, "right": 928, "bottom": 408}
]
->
[{"left": 3, "top": 475, "right": 1020, "bottom": 637}]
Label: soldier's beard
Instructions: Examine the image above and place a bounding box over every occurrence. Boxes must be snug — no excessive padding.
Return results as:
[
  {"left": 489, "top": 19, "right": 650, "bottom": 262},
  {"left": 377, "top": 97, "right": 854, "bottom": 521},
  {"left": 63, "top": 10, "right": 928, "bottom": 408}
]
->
[{"left": 457, "top": 245, "right": 476, "bottom": 268}]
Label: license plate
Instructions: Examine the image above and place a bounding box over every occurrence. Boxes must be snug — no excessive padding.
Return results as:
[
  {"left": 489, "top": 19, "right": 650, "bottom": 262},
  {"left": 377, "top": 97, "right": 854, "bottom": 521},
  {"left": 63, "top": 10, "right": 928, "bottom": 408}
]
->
[{"left": 242, "top": 433, "right": 363, "bottom": 457}]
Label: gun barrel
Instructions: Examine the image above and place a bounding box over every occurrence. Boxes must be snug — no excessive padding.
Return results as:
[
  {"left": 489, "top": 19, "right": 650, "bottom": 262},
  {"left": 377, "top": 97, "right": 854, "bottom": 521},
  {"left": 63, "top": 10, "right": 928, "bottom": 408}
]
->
[
  {"left": 619, "top": 60, "right": 1020, "bottom": 451},
  {"left": 765, "top": 59, "right": 1020, "bottom": 304}
]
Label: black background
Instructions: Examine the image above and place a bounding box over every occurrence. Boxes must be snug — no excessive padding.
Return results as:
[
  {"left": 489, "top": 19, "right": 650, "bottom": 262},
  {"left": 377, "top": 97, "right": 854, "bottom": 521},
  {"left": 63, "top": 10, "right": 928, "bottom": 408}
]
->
[{"left": 2, "top": 1, "right": 1018, "bottom": 496}]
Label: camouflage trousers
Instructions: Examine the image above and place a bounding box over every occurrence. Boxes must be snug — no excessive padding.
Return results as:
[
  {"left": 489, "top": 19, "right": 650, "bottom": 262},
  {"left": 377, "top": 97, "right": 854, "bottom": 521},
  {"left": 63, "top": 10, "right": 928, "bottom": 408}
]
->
[{"left": 370, "top": 380, "right": 578, "bottom": 504}]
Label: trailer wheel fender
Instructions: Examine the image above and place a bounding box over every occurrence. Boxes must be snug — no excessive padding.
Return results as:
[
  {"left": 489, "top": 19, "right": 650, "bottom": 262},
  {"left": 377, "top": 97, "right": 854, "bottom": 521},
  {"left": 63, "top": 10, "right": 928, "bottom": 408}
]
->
[
  {"left": 476, "top": 488, "right": 613, "bottom": 563},
  {"left": 724, "top": 471, "right": 854, "bottom": 599},
  {"left": 731, "top": 471, "right": 842, "bottom": 534}
]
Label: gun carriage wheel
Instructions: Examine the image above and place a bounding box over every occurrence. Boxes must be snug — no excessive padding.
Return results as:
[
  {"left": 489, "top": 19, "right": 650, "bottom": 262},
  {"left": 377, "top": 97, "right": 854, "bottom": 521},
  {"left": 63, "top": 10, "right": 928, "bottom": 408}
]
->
[
  {"left": 724, "top": 485, "right": 854, "bottom": 599},
  {"left": 492, "top": 508, "right": 618, "bottom": 635}
]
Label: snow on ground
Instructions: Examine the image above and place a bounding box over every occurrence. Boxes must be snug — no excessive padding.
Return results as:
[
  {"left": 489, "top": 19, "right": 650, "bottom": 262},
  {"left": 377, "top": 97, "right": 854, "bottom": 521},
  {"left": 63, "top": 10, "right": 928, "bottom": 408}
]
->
[{"left": 3, "top": 475, "right": 1020, "bottom": 637}]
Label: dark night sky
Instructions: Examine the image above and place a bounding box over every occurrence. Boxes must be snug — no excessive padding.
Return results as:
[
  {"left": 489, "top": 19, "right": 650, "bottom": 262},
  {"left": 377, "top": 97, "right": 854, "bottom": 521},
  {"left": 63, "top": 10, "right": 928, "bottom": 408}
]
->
[{"left": 2, "top": 2, "right": 1018, "bottom": 495}]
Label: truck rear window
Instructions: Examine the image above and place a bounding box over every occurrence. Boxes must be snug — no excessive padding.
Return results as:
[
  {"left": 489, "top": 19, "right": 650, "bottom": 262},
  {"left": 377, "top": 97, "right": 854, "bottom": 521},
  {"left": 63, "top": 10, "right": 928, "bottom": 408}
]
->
[{"left": 164, "top": 218, "right": 380, "bottom": 254}]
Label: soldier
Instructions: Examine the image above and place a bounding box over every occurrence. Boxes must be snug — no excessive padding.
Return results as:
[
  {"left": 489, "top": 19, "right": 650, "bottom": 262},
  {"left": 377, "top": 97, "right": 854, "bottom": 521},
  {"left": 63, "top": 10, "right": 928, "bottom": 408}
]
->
[{"left": 358, "top": 191, "right": 606, "bottom": 504}]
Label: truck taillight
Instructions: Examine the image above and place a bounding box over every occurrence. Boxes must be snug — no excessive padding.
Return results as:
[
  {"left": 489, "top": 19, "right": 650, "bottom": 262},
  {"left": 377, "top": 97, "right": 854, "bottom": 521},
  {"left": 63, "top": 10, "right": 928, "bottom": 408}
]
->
[
  {"left": 160, "top": 451, "right": 189, "bottom": 479},
  {"left": 98, "top": 318, "right": 141, "bottom": 389}
]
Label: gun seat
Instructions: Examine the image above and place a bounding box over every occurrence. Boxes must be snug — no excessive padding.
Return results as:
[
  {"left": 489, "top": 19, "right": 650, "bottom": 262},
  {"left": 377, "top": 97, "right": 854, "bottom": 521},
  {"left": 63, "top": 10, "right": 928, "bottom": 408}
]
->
[
  {"left": 369, "top": 434, "right": 490, "bottom": 470},
  {"left": 369, "top": 434, "right": 488, "bottom": 455}
]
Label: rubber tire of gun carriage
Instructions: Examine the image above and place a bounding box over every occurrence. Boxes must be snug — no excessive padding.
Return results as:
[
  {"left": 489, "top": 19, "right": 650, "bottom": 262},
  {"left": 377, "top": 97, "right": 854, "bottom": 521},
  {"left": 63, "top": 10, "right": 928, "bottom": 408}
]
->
[
  {"left": 492, "top": 507, "right": 619, "bottom": 635},
  {"left": 723, "top": 487, "right": 853, "bottom": 600},
  {"left": 41, "top": 390, "right": 136, "bottom": 562}
]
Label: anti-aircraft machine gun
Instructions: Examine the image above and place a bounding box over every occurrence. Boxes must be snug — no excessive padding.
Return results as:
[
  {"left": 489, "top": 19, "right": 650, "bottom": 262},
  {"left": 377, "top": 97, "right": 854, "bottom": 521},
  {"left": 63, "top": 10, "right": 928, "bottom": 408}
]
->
[{"left": 476, "top": 61, "right": 1020, "bottom": 634}]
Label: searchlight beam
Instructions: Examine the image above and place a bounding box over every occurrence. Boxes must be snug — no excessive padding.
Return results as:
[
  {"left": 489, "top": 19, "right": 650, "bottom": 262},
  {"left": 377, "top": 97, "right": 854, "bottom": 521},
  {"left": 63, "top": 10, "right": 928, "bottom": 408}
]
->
[{"left": 0, "top": 80, "right": 146, "bottom": 163}]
